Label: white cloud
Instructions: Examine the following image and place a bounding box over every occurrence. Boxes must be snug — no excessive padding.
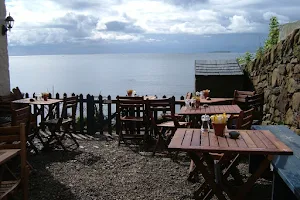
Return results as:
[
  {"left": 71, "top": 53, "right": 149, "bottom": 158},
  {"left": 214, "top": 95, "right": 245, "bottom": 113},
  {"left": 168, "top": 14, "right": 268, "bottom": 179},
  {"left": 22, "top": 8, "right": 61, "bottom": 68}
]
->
[
  {"left": 90, "top": 31, "right": 143, "bottom": 42},
  {"left": 5, "top": 0, "right": 300, "bottom": 46},
  {"left": 263, "top": 12, "right": 289, "bottom": 24},
  {"left": 227, "top": 15, "right": 259, "bottom": 32}
]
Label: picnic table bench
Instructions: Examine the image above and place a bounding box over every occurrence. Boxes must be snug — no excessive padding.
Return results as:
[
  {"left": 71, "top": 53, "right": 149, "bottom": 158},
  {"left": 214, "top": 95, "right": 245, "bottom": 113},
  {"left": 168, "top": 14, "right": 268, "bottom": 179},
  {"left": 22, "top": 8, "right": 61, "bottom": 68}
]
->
[{"left": 253, "top": 125, "right": 300, "bottom": 200}]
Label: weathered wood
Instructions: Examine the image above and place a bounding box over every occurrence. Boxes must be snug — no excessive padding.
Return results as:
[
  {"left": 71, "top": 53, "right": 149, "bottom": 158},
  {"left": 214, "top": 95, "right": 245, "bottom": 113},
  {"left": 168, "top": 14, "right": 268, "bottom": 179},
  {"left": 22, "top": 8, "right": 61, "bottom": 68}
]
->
[
  {"left": 179, "top": 105, "right": 241, "bottom": 115},
  {"left": 79, "top": 94, "right": 84, "bottom": 134},
  {"left": 107, "top": 95, "right": 112, "bottom": 135},
  {"left": 169, "top": 128, "right": 293, "bottom": 155},
  {"left": 253, "top": 125, "right": 300, "bottom": 199}
]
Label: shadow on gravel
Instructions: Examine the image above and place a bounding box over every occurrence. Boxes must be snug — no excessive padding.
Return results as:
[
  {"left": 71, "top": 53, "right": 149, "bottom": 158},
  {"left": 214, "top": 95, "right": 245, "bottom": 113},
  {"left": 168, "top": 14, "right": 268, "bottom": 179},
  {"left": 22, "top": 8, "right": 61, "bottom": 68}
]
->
[{"left": 28, "top": 150, "right": 83, "bottom": 200}]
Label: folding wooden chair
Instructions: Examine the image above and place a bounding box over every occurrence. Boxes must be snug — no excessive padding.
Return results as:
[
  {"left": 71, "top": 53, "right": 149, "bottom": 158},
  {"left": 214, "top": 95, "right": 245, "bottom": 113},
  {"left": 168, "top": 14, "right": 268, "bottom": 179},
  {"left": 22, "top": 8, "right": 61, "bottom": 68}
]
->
[
  {"left": 232, "top": 90, "right": 255, "bottom": 108},
  {"left": 0, "top": 124, "right": 29, "bottom": 200},
  {"left": 146, "top": 97, "right": 189, "bottom": 156},
  {"left": 11, "top": 105, "right": 41, "bottom": 154},
  {"left": 245, "top": 92, "right": 264, "bottom": 125},
  {"left": 41, "top": 96, "right": 79, "bottom": 151},
  {"left": 12, "top": 87, "right": 24, "bottom": 100},
  {"left": 116, "top": 96, "right": 148, "bottom": 146}
]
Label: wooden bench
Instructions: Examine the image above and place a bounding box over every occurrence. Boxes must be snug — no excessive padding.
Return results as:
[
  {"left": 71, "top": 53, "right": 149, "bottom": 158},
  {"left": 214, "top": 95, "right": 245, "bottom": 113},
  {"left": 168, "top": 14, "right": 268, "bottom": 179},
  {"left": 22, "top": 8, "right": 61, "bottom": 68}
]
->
[{"left": 253, "top": 125, "right": 300, "bottom": 200}]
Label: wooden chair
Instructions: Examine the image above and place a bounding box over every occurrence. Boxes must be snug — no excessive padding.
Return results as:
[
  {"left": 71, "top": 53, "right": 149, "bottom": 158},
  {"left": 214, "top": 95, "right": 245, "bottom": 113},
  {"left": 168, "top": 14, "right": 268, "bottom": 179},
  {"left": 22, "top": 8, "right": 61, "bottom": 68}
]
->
[
  {"left": 11, "top": 105, "right": 40, "bottom": 154},
  {"left": 232, "top": 90, "right": 255, "bottom": 109},
  {"left": 41, "top": 96, "right": 79, "bottom": 151},
  {"left": 0, "top": 124, "right": 29, "bottom": 200},
  {"left": 146, "top": 97, "right": 189, "bottom": 156},
  {"left": 116, "top": 96, "right": 147, "bottom": 146},
  {"left": 236, "top": 108, "right": 255, "bottom": 129},
  {"left": 245, "top": 93, "right": 264, "bottom": 125},
  {"left": 12, "top": 87, "right": 24, "bottom": 100}
]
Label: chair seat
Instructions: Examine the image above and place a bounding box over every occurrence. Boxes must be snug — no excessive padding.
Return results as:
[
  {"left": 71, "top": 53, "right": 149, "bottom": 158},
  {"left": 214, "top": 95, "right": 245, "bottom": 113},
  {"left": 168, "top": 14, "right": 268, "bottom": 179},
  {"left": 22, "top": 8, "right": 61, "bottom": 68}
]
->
[
  {"left": 157, "top": 121, "right": 189, "bottom": 128},
  {"left": 120, "top": 116, "right": 144, "bottom": 122}
]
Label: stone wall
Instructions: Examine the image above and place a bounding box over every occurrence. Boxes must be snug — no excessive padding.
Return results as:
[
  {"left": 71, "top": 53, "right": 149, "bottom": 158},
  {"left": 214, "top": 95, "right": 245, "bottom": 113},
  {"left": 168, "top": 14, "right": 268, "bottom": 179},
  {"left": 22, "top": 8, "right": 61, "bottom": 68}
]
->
[
  {"left": 245, "top": 28, "right": 300, "bottom": 134},
  {"left": 0, "top": 0, "right": 10, "bottom": 96}
]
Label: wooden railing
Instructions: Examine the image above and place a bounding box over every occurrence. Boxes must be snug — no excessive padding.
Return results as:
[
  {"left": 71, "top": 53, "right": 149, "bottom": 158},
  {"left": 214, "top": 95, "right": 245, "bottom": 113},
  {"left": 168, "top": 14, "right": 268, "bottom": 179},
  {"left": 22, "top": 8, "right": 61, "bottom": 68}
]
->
[{"left": 24, "top": 93, "right": 186, "bottom": 135}]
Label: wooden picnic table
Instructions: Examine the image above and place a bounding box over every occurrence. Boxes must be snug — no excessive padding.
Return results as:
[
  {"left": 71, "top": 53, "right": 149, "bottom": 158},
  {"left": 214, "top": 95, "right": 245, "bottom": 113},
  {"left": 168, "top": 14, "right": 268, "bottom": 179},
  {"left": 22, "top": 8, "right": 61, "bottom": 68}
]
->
[
  {"left": 179, "top": 105, "right": 241, "bottom": 115},
  {"left": 169, "top": 128, "right": 293, "bottom": 200}
]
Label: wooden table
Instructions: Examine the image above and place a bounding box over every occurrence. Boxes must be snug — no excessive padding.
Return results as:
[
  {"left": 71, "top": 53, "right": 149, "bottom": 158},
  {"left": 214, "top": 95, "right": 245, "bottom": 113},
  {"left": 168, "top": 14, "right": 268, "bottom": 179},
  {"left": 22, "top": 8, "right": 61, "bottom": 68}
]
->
[
  {"left": 178, "top": 98, "right": 233, "bottom": 104},
  {"left": 179, "top": 105, "right": 241, "bottom": 115},
  {"left": 12, "top": 98, "right": 62, "bottom": 122},
  {"left": 169, "top": 128, "right": 293, "bottom": 200}
]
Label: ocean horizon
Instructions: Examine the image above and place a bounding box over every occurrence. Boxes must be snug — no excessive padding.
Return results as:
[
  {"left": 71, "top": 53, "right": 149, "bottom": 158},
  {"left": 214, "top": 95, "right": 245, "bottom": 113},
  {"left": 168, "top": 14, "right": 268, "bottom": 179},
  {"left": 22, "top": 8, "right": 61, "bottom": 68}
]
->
[{"left": 9, "top": 53, "right": 242, "bottom": 99}]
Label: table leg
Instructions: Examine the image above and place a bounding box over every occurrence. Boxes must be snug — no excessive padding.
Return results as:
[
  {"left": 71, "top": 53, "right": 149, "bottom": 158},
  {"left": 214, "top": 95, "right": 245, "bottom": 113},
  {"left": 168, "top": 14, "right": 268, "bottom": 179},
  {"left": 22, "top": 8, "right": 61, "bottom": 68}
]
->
[
  {"left": 188, "top": 152, "right": 227, "bottom": 200},
  {"left": 234, "top": 155, "right": 273, "bottom": 200}
]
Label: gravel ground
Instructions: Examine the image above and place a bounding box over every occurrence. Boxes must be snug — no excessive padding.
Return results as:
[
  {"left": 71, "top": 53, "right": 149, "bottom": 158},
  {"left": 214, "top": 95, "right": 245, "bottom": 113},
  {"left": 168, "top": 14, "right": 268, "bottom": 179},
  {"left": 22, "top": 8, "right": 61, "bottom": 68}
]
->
[{"left": 28, "top": 135, "right": 272, "bottom": 200}]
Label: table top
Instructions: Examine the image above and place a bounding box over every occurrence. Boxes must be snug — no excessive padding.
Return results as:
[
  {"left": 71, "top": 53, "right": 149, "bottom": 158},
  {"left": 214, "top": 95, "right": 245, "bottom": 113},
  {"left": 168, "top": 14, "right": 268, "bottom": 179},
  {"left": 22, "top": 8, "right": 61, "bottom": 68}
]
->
[
  {"left": 12, "top": 98, "right": 63, "bottom": 105},
  {"left": 0, "top": 149, "right": 20, "bottom": 165},
  {"left": 169, "top": 128, "right": 293, "bottom": 155},
  {"left": 178, "top": 98, "right": 233, "bottom": 104},
  {"left": 179, "top": 105, "right": 241, "bottom": 115}
]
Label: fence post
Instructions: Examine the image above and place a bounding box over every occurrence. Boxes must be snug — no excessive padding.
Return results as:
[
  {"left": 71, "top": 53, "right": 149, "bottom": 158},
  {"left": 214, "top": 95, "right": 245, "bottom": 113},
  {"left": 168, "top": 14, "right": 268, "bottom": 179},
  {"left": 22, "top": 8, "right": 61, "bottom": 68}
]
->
[
  {"left": 180, "top": 96, "right": 184, "bottom": 108},
  {"left": 79, "top": 94, "right": 84, "bottom": 134},
  {"left": 87, "top": 94, "right": 95, "bottom": 135},
  {"left": 107, "top": 95, "right": 112, "bottom": 135},
  {"left": 56, "top": 93, "right": 60, "bottom": 118},
  {"left": 98, "top": 95, "right": 104, "bottom": 135}
]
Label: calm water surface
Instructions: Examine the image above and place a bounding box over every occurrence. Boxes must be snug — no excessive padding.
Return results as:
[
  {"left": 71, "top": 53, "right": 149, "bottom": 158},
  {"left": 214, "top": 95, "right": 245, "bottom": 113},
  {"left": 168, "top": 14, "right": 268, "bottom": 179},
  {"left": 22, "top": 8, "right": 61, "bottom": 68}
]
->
[{"left": 9, "top": 53, "right": 241, "bottom": 99}]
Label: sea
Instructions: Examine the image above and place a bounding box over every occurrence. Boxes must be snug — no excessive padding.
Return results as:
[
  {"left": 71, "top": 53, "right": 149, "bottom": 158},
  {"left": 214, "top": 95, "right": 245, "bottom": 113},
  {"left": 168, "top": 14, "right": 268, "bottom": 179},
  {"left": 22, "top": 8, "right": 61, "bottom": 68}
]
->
[{"left": 9, "top": 53, "right": 242, "bottom": 99}]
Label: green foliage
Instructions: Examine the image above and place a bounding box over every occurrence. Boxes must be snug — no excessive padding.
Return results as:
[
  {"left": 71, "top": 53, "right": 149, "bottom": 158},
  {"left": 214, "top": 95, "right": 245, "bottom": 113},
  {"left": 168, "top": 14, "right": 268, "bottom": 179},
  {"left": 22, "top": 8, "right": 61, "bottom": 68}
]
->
[
  {"left": 237, "top": 52, "right": 254, "bottom": 65},
  {"left": 255, "top": 46, "right": 264, "bottom": 58},
  {"left": 264, "top": 16, "right": 279, "bottom": 51}
]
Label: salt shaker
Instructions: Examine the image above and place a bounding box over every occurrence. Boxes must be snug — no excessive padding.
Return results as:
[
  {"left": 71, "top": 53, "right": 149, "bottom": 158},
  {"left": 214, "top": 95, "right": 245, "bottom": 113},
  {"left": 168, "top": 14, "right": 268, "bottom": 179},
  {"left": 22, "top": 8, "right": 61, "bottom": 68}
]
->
[{"left": 201, "top": 114, "right": 210, "bottom": 132}]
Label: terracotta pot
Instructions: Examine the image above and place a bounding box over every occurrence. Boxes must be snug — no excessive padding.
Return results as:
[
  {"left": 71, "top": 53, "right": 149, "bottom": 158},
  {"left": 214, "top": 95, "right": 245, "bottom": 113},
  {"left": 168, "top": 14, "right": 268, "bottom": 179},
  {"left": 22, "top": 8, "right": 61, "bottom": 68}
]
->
[
  {"left": 203, "top": 92, "right": 209, "bottom": 98},
  {"left": 212, "top": 123, "right": 226, "bottom": 136},
  {"left": 127, "top": 90, "right": 133, "bottom": 96}
]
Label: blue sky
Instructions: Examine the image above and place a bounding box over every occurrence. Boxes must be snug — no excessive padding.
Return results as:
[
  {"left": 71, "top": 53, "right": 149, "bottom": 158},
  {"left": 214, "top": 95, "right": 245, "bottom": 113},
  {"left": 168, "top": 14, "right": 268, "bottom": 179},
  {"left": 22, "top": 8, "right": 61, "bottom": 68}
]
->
[{"left": 5, "top": 0, "right": 300, "bottom": 55}]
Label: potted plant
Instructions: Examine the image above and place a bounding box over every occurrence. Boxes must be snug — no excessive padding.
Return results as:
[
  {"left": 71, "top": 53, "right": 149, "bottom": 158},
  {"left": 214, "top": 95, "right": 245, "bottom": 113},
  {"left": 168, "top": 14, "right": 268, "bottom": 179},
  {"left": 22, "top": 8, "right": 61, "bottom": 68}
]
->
[
  {"left": 42, "top": 92, "right": 49, "bottom": 101},
  {"left": 203, "top": 89, "right": 210, "bottom": 98},
  {"left": 210, "top": 113, "right": 228, "bottom": 136},
  {"left": 193, "top": 91, "right": 201, "bottom": 108}
]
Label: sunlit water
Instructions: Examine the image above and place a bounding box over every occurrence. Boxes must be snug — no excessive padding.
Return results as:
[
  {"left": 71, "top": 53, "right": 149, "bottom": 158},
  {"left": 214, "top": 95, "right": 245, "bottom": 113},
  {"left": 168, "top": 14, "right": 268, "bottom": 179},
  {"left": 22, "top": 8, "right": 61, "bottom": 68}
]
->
[{"left": 9, "top": 53, "right": 241, "bottom": 99}]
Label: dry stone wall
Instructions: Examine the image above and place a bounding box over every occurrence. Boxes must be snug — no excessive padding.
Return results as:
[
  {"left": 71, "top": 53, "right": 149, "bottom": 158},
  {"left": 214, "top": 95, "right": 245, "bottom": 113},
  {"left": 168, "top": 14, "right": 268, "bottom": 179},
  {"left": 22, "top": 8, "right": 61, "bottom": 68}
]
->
[{"left": 245, "top": 28, "right": 300, "bottom": 134}]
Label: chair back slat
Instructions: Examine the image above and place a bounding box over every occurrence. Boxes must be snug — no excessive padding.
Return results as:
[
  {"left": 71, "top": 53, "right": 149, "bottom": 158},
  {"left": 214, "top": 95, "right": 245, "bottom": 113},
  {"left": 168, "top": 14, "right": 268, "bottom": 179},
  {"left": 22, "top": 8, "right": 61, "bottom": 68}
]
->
[
  {"left": 232, "top": 90, "right": 255, "bottom": 110},
  {"left": 245, "top": 93, "right": 264, "bottom": 124},
  {"left": 236, "top": 108, "right": 254, "bottom": 130},
  {"left": 0, "top": 124, "right": 26, "bottom": 152},
  {"left": 117, "top": 96, "right": 144, "bottom": 100},
  {"left": 11, "top": 106, "right": 31, "bottom": 127},
  {"left": 61, "top": 96, "right": 78, "bottom": 121},
  {"left": 146, "top": 97, "right": 179, "bottom": 127}
]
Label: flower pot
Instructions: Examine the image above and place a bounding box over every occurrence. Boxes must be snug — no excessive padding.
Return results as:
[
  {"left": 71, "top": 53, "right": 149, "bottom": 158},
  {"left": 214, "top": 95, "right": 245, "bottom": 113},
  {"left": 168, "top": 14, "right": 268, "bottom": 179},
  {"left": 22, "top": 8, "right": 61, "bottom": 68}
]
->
[
  {"left": 43, "top": 96, "right": 48, "bottom": 101},
  {"left": 203, "top": 92, "right": 209, "bottom": 98},
  {"left": 127, "top": 90, "right": 133, "bottom": 96},
  {"left": 212, "top": 123, "right": 226, "bottom": 137}
]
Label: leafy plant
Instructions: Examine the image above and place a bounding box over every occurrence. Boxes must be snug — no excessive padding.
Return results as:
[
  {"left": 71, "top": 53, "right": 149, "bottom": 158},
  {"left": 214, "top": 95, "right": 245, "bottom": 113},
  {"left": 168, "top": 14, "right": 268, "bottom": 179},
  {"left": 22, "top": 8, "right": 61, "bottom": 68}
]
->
[
  {"left": 237, "top": 52, "right": 254, "bottom": 65},
  {"left": 255, "top": 46, "right": 264, "bottom": 58},
  {"left": 264, "top": 16, "right": 279, "bottom": 51}
]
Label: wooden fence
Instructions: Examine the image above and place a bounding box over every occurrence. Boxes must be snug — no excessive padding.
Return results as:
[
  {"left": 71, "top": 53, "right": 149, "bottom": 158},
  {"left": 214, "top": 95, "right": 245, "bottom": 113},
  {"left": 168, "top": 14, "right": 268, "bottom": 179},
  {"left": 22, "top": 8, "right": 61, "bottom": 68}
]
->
[{"left": 24, "top": 93, "right": 186, "bottom": 135}]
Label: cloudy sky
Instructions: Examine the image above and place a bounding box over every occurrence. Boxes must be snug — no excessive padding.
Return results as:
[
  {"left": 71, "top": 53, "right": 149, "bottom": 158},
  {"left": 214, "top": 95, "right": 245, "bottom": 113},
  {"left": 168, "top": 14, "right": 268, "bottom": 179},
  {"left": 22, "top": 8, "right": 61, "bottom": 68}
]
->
[{"left": 5, "top": 0, "right": 300, "bottom": 55}]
